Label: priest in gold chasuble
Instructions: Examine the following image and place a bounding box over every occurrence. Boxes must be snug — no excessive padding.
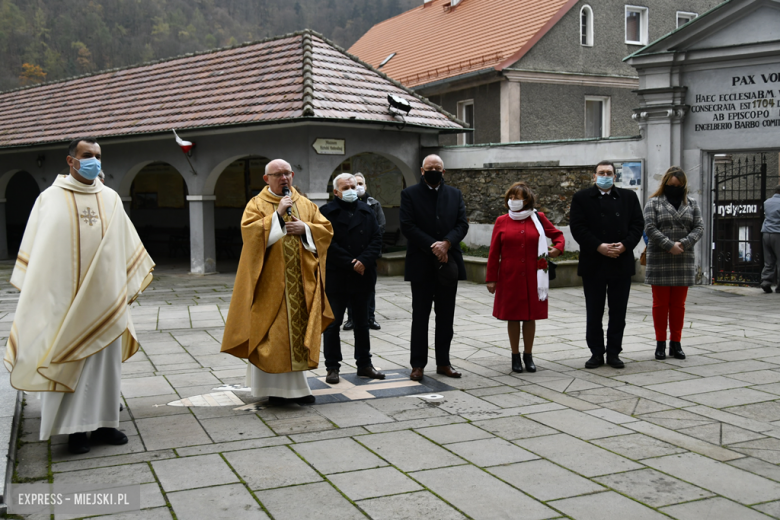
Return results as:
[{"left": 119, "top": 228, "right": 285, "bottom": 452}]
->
[
  {"left": 3, "top": 138, "right": 154, "bottom": 453},
  {"left": 222, "top": 159, "right": 333, "bottom": 403}
]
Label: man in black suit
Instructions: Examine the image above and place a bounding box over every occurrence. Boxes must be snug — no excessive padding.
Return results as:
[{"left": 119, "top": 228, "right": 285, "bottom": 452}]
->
[
  {"left": 570, "top": 160, "right": 644, "bottom": 369},
  {"left": 321, "top": 173, "right": 385, "bottom": 384},
  {"left": 400, "top": 154, "right": 469, "bottom": 381}
]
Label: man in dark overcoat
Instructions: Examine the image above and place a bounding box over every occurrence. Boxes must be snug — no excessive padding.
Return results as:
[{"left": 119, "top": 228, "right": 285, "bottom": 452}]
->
[
  {"left": 321, "top": 173, "right": 385, "bottom": 384},
  {"left": 400, "top": 154, "right": 469, "bottom": 381},
  {"left": 570, "top": 160, "right": 644, "bottom": 369}
]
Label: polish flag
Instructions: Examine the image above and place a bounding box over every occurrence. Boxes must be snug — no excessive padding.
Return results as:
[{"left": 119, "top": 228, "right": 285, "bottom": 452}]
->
[{"left": 172, "top": 129, "right": 194, "bottom": 154}]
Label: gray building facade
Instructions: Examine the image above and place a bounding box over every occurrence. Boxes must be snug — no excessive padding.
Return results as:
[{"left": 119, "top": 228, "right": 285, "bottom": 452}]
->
[{"left": 417, "top": 0, "right": 722, "bottom": 145}]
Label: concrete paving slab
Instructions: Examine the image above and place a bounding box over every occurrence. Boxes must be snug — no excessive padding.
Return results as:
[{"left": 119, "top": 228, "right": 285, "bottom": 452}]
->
[
  {"left": 224, "top": 446, "right": 321, "bottom": 490},
  {"left": 471, "top": 416, "right": 559, "bottom": 440},
  {"left": 256, "top": 482, "right": 364, "bottom": 520},
  {"left": 550, "top": 491, "right": 670, "bottom": 520},
  {"left": 292, "top": 437, "right": 387, "bottom": 474},
  {"left": 660, "top": 497, "right": 774, "bottom": 520},
  {"left": 167, "top": 483, "right": 268, "bottom": 520},
  {"left": 121, "top": 376, "right": 175, "bottom": 398},
  {"left": 643, "top": 453, "right": 780, "bottom": 504},
  {"left": 134, "top": 413, "right": 212, "bottom": 450},
  {"left": 328, "top": 467, "right": 422, "bottom": 501},
  {"left": 488, "top": 459, "right": 605, "bottom": 501},
  {"left": 445, "top": 437, "right": 539, "bottom": 467},
  {"left": 412, "top": 465, "right": 558, "bottom": 520},
  {"left": 594, "top": 468, "right": 714, "bottom": 507},
  {"left": 357, "top": 491, "right": 467, "bottom": 520},
  {"left": 358, "top": 430, "right": 465, "bottom": 472},
  {"left": 415, "top": 423, "right": 495, "bottom": 444},
  {"left": 515, "top": 433, "right": 643, "bottom": 477},
  {"left": 527, "top": 409, "right": 634, "bottom": 440},
  {"left": 152, "top": 453, "right": 239, "bottom": 492}
]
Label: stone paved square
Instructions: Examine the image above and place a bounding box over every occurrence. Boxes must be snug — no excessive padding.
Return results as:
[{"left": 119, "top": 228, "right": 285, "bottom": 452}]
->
[{"left": 5, "top": 271, "right": 780, "bottom": 519}]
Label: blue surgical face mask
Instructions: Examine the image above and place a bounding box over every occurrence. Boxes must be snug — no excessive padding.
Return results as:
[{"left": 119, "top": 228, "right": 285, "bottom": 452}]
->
[
  {"left": 596, "top": 175, "right": 614, "bottom": 190},
  {"left": 73, "top": 157, "right": 102, "bottom": 181},
  {"left": 341, "top": 189, "right": 358, "bottom": 203}
]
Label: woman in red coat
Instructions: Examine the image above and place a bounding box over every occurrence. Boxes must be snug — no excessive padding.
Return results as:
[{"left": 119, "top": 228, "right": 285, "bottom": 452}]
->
[{"left": 486, "top": 182, "right": 565, "bottom": 373}]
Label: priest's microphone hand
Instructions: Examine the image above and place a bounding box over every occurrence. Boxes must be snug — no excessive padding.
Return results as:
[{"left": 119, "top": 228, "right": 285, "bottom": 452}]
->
[
  {"left": 352, "top": 259, "right": 365, "bottom": 275},
  {"left": 286, "top": 216, "right": 306, "bottom": 236},
  {"left": 277, "top": 196, "right": 293, "bottom": 216}
]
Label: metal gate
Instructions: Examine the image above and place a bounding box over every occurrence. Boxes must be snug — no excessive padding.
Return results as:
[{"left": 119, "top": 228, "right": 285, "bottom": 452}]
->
[{"left": 712, "top": 153, "right": 767, "bottom": 285}]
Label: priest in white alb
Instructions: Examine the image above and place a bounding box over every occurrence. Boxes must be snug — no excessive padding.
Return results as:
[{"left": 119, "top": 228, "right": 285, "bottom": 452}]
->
[{"left": 3, "top": 138, "right": 155, "bottom": 454}]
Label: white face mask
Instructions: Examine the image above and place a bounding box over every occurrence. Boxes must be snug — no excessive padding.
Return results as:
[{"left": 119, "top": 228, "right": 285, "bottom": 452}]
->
[
  {"left": 356, "top": 185, "right": 366, "bottom": 197},
  {"left": 507, "top": 198, "right": 525, "bottom": 212}
]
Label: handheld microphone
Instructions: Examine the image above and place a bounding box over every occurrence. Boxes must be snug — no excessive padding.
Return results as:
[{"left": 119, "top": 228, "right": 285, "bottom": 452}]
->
[{"left": 281, "top": 186, "right": 292, "bottom": 216}]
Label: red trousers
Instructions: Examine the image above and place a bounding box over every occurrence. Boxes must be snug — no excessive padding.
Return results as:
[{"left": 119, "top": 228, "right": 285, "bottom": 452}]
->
[{"left": 651, "top": 285, "right": 689, "bottom": 342}]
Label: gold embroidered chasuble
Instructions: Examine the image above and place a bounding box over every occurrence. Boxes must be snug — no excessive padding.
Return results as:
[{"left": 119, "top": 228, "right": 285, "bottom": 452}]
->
[
  {"left": 222, "top": 187, "right": 333, "bottom": 373},
  {"left": 3, "top": 175, "right": 155, "bottom": 392}
]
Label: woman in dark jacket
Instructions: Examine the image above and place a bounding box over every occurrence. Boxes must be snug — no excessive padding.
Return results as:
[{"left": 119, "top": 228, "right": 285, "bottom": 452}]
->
[{"left": 644, "top": 166, "right": 704, "bottom": 361}]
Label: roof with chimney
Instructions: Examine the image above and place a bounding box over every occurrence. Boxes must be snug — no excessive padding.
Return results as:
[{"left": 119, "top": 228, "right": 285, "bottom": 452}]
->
[
  {"left": 349, "top": 0, "right": 576, "bottom": 88},
  {"left": 0, "top": 30, "right": 466, "bottom": 149}
]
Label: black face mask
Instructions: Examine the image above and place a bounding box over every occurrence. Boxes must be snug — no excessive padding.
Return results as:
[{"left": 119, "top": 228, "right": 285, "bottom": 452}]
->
[
  {"left": 424, "top": 170, "right": 443, "bottom": 186},
  {"left": 664, "top": 185, "right": 685, "bottom": 200}
]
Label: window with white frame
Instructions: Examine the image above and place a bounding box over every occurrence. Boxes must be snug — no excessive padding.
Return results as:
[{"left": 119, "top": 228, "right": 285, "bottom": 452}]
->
[
  {"left": 625, "top": 6, "right": 648, "bottom": 45},
  {"left": 580, "top": 5, "right": 594, "bottom": 47},
  {"left": 676, "top": 11, "right": 697, "bottom": 28},
  {"left": 457, "top": 99, "right": 474, "bottom": 145},
  {"left": 585, "top": 96, "right": 610, "bottom": 138}
]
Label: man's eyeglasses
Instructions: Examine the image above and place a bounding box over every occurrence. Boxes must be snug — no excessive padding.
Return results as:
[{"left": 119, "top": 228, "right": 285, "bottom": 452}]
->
[{"left": 267, "top": 171, "right": 293, "bottom": 179}]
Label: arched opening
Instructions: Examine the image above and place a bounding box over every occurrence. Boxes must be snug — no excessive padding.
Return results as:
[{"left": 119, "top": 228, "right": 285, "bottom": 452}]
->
[
  {"left": 5, "top": 171, "right": 40, "bottom": 255},
  {"left": 129, "top": 162, "right": 189, "bottom": 261},
  {"left": 580, "top": 5, "right": 594, "bottom": 47},
  {"left": 328, "top": 152, "right": 408, "bottom": 251},
  {"left": 213, "top": 156, "right": 271, "bottom": 263}
]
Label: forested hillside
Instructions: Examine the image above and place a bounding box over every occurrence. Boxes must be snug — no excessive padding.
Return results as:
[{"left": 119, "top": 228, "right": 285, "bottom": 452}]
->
[{"left": 0, "top": 0, "right": 417, "bottom": 91}]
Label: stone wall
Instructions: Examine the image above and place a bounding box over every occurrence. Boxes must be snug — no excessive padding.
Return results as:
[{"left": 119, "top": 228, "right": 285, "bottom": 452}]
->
[{"left": 446, "top": 166, "right": 594, "bottom": 226}]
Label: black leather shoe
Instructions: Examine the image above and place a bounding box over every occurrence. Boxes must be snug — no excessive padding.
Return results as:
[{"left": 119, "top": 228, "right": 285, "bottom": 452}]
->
[
  {"left": 410, "top": 367, "right": 424, "bottom": 381},
  {"left": 68, "top": 432, "right": 90, "bottom": 454},
  {"left": 268, "top": 396, "right": 287, "bottom": 405},
  {"left": 294, "top": 395, "right": 315, "bottom": 404},
  {"left": 343, "top": 320, "right": 354, "bottom": 331},
  {"left": 326, "top": 370, "right": 339, "bottom": 384},
  {"left": 357, "top": 366, "right": 385, "bottom": 379},
  {"left": 523, "top": 353, "right": 536, "bottom": 373},
  {"left": 607, "top": 354, "right": 625, "bottom": 369},
  {"left": 669, "top": 341, "right": 686, "bottom": 359},
  {"left": 511, "top": 353, "right": 523, "bottom": 373},
  {"left": 369, "top": 319, "right": 381, "bottom": 330},
  {"left": 92, "top": 427, "right": 128, "bottom": 446},
  {"left": 655, "top": 341, "right": 667, "bottom": 360},
  {"left": 761, "top": 284, "right": 772, "bottom": 293},
  {"left": 585, "top": 354, "right": 604, "bottom": 369}
]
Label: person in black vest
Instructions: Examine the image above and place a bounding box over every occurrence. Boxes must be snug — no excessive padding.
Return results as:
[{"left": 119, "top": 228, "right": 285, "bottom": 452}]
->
[
  {"left": 400, "top": 154, "right": 469, "bottom": 381},
  {"left": 321, "top": 173, "right": 385, "bottom": 384},
  {"left": 570, "top": 160, "right": 644, "bottom": 369}
]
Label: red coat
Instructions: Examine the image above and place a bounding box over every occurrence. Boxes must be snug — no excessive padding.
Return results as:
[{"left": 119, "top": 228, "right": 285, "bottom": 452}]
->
[{"left": 486, "top": 213, "right": 565, "bottom": 321}]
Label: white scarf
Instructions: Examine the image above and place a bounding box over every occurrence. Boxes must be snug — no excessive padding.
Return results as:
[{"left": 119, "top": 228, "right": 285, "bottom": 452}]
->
[{"left": 508, "top": 208, "right": 549, "bottom": 301}]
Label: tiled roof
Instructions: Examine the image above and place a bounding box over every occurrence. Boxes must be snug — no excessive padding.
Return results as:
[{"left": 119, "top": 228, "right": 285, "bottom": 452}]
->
[
  {"left": 0, "top": 31, "right": 465, "bottom": 149},
  {"left": 349, "top": 0, "right": 575, "bottom": 88}
]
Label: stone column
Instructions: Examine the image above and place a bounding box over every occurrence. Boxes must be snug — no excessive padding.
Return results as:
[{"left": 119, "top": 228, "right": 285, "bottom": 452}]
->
[
  {"left": 0, "top": 199, "right": 7, "bottom": 260},
  {"left": 500, "top": 80, "right": 521, "bottom": 143},
  {"left": 307, "top": 192, "right": 330, "bottom": 207},
  {"left": 187, "top": 195, "right": 217, "bottom": 274}
]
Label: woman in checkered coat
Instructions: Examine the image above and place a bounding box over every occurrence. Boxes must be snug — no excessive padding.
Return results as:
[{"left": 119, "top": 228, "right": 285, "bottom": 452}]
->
[{"left": 644, "top": 167, "right": 704, "bottom": 361}]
